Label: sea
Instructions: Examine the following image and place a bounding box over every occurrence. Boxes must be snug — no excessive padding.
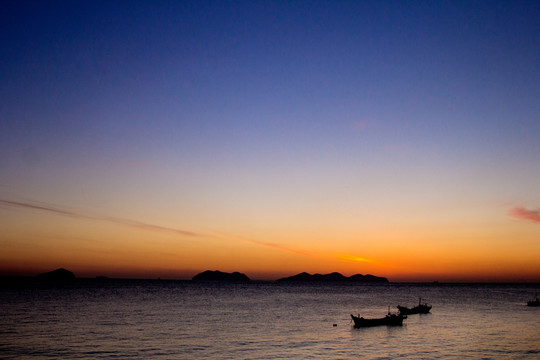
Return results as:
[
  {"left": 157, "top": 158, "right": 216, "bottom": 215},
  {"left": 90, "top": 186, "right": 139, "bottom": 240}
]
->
[{"left": 1, "top": 280, "right": 539, "bottom": 359}]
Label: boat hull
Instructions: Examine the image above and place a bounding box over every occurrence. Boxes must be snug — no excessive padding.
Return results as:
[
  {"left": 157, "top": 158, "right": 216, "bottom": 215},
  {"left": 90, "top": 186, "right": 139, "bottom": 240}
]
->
[
  {"left": 397, "top": 304, "right": 432, "bottom": 315},
  {"left": 350, "top": 314, "right": 405, "bottom": 328}
]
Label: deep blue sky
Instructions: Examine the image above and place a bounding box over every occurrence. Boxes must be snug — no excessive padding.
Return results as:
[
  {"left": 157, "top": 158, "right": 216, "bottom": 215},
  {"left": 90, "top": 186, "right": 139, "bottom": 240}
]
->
[{"left": 3, "top": 1, "right": 539, "bottom": 161}]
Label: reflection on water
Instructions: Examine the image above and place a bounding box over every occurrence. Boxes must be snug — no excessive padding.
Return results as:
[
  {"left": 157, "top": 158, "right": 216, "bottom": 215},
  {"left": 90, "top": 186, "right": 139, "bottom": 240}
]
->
[{"left": 1, "top": 281, "right": 539, "bottom": 359}]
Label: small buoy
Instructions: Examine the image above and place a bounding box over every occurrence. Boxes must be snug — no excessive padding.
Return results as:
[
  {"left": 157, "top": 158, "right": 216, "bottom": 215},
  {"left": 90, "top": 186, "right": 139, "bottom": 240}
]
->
[{"left": 333, "top": 323, "right": 337, "bottom": 327}]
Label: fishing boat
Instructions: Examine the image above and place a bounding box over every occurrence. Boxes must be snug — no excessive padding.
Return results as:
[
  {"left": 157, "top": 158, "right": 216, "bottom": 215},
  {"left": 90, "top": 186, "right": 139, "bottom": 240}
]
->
[
  {"left": 350, "top": 312, "right": 405, "bottom": 328},
  {"left": 397, "top": 298, "right": 432, "bottom": 315},
  {"left": 527, "top": 293, "right": 540, "bottom": 307}
]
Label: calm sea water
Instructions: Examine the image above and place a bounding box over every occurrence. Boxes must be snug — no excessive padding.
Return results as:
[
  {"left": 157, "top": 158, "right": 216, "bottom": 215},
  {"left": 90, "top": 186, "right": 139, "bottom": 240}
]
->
[{"left": 1, "top": 280, "right": 539, "bottom": 359}]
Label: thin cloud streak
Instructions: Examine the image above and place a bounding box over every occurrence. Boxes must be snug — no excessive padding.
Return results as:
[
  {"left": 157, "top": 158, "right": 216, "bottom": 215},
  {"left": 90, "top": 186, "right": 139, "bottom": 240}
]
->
[
  {"left": 333, "top": 253, "right": 373, "bottom": 263},
  {"left": 202, "top": 230, "right": 314, "bottom": 257},
  {"left": 257, "top": 242, "right": 313, "bottom": 256},
  {"left": 102, "top": 217, "right": 201, "bottom": 237},
  {"left": 0, "top": 199, "right": 311, "bottom": 257},
  {"left": 1, "top": 198, "right": 377, "bottom": 262},
  {"left": 508, "top": 207, "right": 540, "bottom": 223},
  {"left": 0, "top": 199, "right": 82, "bottom": 218},
  {"left": 0, "top": 199, "right": 202, "bottom": 237}
]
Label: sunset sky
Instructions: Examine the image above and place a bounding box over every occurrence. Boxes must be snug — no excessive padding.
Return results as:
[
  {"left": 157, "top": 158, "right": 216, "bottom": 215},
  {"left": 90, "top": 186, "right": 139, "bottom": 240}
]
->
[{"left": 1, "top": 1, "right": 539, "bottom": 282}]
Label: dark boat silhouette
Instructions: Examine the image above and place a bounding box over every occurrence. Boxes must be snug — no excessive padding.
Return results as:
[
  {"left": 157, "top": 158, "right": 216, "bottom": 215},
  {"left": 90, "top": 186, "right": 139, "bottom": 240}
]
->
[
  {"left": 527, "top": 293, "right": 540, "bottom": 307},
  {"left": 397, "top": 298, "right": 432, "bottom": 315},
  {"left": 350, "top": 310, "right": 406, "bottom": 328}
]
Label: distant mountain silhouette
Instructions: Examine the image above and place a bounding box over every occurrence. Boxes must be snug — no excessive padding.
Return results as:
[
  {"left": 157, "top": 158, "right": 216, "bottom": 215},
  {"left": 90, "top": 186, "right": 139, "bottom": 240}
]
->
[
  {"left": 36, "top": 268, "right": 76, "bottom": 281},
  {"left": 277, "top": 272, "right": 388, "bottom": 283},
  {"left": 192, "top": 270, "right": 250, "bottom": 282}
]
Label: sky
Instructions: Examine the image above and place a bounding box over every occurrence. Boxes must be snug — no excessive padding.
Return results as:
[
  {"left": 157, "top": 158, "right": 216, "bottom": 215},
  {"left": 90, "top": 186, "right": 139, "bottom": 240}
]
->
[{"left": 1, "top": 0, "right": 540, "bottom": 282}]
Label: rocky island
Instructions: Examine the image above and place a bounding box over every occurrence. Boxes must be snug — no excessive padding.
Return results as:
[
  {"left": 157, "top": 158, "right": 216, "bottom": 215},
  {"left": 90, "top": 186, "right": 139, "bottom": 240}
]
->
[
  {"left": 36, "top": 268, "right": 76, "bottom": 281},
  {"left": 192, "top": 270, "right": 250, "bottom": 282},
  {"left": 277, "top": 272, "right": 388, "bottom": 283}
]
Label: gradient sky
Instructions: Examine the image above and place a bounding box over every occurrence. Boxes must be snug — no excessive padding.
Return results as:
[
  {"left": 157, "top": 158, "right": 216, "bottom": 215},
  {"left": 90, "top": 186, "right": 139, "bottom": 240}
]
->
[{"left": 1, "top": 0, "right": 540, "bottom": 281}]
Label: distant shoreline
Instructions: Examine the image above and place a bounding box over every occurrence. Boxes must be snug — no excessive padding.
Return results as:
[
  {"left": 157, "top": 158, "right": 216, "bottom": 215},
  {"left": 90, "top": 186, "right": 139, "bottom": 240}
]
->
[
  {"left": 1, "top": 275, "right": 539, "bottom": 287},
  {"left": 1, "top": 268, "right": 538, "bottom": 286}
]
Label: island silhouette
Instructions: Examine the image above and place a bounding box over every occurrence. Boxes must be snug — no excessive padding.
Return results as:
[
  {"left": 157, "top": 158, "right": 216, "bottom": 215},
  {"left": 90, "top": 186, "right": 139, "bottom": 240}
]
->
[
  {"left": 1, "top": 268, "right": 389, "bottom": 285},
  {"left": 276, "top": 272, "right": 388, "bottom": 283},
  {"left": 191, "top": 270, "right": 388, "bottom": 283},
  {"left": 36, "top": 268, "right": 76, "bottom": 281},
  {"left": 192, "top": 270, "right": 250, "bottom": 282}
]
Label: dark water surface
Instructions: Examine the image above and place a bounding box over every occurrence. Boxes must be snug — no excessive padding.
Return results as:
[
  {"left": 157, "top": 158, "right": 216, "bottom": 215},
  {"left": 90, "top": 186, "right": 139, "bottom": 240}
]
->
[{"left": 1, "top": 280, "right": 539, "bottom": 359}]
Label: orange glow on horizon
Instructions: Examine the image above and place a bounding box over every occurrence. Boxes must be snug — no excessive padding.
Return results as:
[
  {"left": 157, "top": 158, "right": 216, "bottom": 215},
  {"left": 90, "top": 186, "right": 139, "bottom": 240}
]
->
[{"left": 1, "top": 199, "right": 539, "bottom": 283}]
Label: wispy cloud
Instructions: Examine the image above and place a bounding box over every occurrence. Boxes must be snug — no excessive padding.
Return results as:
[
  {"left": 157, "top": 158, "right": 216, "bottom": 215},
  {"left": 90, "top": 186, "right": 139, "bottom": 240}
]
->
[
  {"left": 0, "top": 198, "right": 311, "bottom": 257},
  {"left": 0, "top": 199, "right": 82, "bottom": 218},
  {"left": 0, "top": 199, "right": 202, "bottom": 237},
  {"left": 333, "top": 253, "right": 373, "bottom": 263},
  {"left": 258, "top": 242, "right": 313, "bottom": 256},
  {"left": 238, "top": 237, "right": 313, "bottom": 257},
  {"left": 202, "top": 230, "right": 314, "bottom": 256},
  {"left": 508, "top": 206, "right": 540, "bottom": 224}
]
